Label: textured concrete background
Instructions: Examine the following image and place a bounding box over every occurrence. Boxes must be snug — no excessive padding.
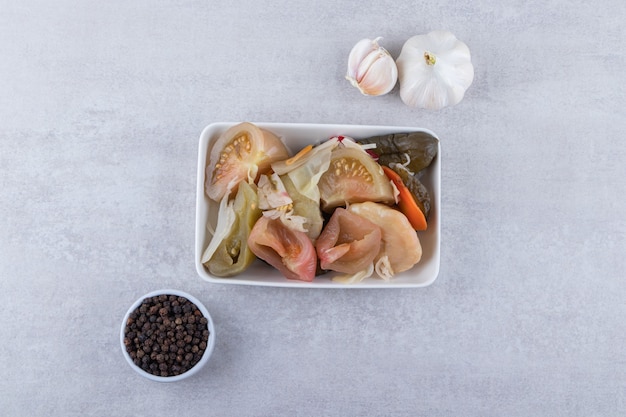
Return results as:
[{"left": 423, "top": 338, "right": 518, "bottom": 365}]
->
[{"left": 1, "top": 0, "right": 625, "bottom": 415}]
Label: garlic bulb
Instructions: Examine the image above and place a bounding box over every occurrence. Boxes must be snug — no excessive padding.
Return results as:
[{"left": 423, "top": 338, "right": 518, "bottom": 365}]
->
[
  {"left": 346, "top": 37, "right": 398, "bottom": 96},
  {"left": 396, "top": 30, "right": 474, "bottom": 110}
]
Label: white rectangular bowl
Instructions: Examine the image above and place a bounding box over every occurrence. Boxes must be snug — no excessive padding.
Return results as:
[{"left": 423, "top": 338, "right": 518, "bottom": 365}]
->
[{"left": 195, "top": 122, "right": 441, "bottom": 288}]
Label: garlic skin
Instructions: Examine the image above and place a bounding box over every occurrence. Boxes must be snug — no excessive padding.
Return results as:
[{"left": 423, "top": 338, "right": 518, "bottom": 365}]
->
[
  {"left": 396, "top": 30, "right": 474, "bottom": 110},
  {"left": 346, "top": 37, "right": 398, "bottom": 96}
]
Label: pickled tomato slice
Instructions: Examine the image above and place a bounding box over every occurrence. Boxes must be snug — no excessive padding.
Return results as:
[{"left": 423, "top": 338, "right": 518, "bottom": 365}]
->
[
  {"left": 247, "top": 216, "right": 317, "bottom": 282},
  {"left": 206, "top": 122, "right": 289, "bottom": 201},
  {"left": 347, "top": 202, "right": 422, "bottom": 279},
  {"left": 315, "top": 208, "right": 381, "bottom": 275},
  {"left": 318, "top": 147, "right": 395, "bottom": 212}
]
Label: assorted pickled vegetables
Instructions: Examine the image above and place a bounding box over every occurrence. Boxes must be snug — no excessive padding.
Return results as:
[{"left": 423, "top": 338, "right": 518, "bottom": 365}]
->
[{"left": 201, "top": 122, "right": 438, "bottom": 283}]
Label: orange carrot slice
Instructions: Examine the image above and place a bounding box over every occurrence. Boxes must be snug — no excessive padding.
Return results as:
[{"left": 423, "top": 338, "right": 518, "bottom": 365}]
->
[{"left": 381, "top": 165, "right": 427, "bottom": 231}]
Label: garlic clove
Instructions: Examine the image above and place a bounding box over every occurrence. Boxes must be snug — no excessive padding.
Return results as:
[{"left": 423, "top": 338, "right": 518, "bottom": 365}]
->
[
  {"left": 346, "top": 37, "right": 398, "bottom": 96},
  {"left": 347, "top": 38, "right": 378, "bottom": 79}
]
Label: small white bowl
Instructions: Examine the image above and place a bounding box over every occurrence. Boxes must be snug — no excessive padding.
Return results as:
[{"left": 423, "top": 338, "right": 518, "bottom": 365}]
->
[{"left": 120, "top": 289, "right": 216, "bottom": 382}]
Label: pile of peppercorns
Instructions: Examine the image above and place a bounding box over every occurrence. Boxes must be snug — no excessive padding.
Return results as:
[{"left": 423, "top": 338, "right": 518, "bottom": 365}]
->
[{"left": 123, "top": 294, "right": 210, "bottom": 378}]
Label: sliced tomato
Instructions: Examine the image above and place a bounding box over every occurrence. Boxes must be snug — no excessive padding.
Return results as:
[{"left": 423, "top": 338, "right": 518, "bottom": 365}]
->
[
  {"left": 381, "top": 165, "right": 428, "bottom": 231},
  {"left": 317, "top": 147, "right": 395, "bottom": 212},
  {"left": 347, "top": 202, "right": 422, "bottom": 279},
  {"left": 205, "top": 122, "right": 290, "bottom": 201},
  {"left": 316, "top": 208, "right": 381, "bottom": 274},
  {"left": 247, "top": 216, "right": 317, "bottom": 282}
]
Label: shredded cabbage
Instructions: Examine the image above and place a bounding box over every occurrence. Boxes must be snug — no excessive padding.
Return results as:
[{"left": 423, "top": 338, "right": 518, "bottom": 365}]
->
[
  {"left": 201, "top": 194, "right": 236, "bottom": 264},
  {"left": 262, "top": 209, "right": 308, "bottom": 233},
  {"left": 374, "top": 255, "right": 394, "bottom": 280},
  {"left": 270, "top": 137, "right": 378, "bottom": 203},
  {"left": 389, "top": 179, "right": 400, "bottom": 204},
  {"left": 283, "top": 139, "right": 338, "bottom": 202},
  {"left": 332, "top": 262, "right": 375, "bottom": 284},
  {"left": 257, "top": 173, "right": 292, "bottom": 210},
  {"left": 272, "top": 137, "right": 338, "bottom": 175}
]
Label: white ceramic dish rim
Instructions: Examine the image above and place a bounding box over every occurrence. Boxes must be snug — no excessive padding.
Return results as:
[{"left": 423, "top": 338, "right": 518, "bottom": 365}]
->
[
  {"left": 119, "top": 289, "right": 216, "bottom": 382},
  {"left": 195, "top": 122, "right": 441, "bottom": 289}
]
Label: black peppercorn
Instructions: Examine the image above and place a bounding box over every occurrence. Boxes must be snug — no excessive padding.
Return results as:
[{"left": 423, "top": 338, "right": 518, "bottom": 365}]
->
[{"left": 123, "top": 294, "right": 210, "bottom": 377}]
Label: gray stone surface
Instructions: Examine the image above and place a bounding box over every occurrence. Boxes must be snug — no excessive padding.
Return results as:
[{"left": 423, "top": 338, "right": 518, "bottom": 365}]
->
[{"left": 1, "top": 0, "right": 625, "bottom": 415}]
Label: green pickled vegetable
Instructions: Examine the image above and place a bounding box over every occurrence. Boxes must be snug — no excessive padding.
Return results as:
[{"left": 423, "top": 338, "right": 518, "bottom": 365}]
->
[
  {"left": 205, "top": 181, "right": 261, "bottom": 277},
  {"left": 389, "top": 163, "right": 431, "bottom": 219},
  {"left": 358, "top": 131, "right": 438, "bottom": 174},
  {"left": 280, "top": 174, "right": 324, "bottom": 241}
]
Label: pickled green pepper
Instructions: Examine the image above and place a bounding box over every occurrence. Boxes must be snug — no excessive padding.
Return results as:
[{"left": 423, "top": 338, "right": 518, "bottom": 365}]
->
[{"left": 205, "top": 181, "right": 262, "bottom": 277}]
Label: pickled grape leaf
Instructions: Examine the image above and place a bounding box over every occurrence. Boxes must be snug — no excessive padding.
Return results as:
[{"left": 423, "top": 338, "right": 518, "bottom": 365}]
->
[{"left": 357, "top": 131, "right": 438, "bottom": 174}]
